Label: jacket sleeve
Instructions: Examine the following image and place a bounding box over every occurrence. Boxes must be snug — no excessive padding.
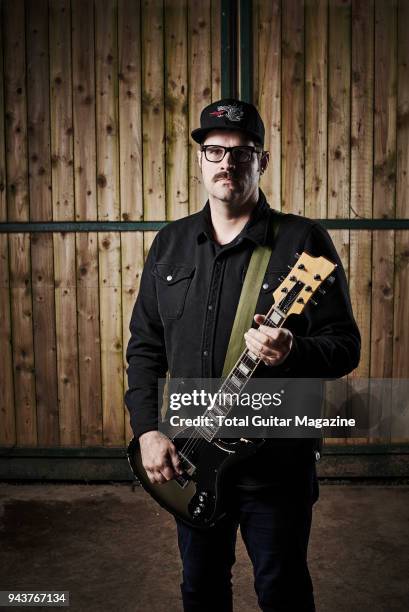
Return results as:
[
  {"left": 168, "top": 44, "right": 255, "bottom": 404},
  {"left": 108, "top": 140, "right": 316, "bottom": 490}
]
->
[
  {"left": 272, "top": 222, "right": 361, "bottom": 379},
  {"left": 124, "top": 234, "right": 168, "bottom": 439}
]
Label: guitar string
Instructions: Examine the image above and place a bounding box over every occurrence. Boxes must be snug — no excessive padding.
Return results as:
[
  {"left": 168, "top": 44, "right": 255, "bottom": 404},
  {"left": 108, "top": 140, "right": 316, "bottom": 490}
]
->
[
  {"left": 178, "top": 309, "right": 285, "bottom": 460},
  {"left": 177, "top": 311, "right": 285, "bottom": 462}
]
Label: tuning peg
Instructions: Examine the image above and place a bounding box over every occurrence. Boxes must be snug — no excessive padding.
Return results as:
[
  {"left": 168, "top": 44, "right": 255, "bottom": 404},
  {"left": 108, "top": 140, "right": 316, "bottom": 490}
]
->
[
  {"left": 294, "top": 252, "right": 301, "bottom": 259},
  {"left": 327, "top": 275, "right": 336, "bottom": 285},
  {"left": 317, "top": 287, "right": 326, "bottom": 295},
  {"left": 310, "top": 298, "right": 318, "bottom": 306},
  {"left": 287, "top": 265, "right": 293, "bottom": 270},
  {"left": 278, "top": 275, "right": 285, "bottom": 282}
]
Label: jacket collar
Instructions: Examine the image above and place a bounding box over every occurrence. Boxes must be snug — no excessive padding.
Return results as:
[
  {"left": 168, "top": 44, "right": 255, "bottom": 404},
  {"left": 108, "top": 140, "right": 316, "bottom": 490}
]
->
[{"left": 196, "top": 188, "right": 271, "bottom": 246}]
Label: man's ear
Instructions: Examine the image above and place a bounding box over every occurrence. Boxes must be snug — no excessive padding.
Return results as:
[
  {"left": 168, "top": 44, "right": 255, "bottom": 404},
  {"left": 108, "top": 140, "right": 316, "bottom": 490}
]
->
[{"left": 260, "top": 151, "right": 270, "bottom": 175}]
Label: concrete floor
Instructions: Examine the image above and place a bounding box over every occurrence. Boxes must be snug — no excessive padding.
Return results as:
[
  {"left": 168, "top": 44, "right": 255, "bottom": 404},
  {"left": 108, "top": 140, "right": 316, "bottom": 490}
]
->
[{"left": 0, "top": 482, "right": 408, "bottom": 612}]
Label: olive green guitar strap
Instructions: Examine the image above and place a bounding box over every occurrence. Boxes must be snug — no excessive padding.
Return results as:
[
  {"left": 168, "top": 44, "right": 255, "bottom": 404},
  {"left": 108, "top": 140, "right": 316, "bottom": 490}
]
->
[{"left": 222, "top": 215, "right": 282, "bottom": 377}]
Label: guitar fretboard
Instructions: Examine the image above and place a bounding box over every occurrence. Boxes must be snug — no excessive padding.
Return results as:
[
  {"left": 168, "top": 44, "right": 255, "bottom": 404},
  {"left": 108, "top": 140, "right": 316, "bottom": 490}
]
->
[{"left": 195, "top": 300, "right": 291, "bottom": 441}]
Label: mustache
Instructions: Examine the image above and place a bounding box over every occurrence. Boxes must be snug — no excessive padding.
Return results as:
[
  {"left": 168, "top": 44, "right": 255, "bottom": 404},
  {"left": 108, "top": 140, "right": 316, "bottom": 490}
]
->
[{"left": 214, "top": 172, "right": 239, "bottom": 182}]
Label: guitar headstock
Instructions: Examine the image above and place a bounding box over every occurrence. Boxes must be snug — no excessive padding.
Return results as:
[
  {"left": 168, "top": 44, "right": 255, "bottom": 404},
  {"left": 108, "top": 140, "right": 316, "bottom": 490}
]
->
[{"left": 272, "top": 251, "right": 336, "bottom": 316}]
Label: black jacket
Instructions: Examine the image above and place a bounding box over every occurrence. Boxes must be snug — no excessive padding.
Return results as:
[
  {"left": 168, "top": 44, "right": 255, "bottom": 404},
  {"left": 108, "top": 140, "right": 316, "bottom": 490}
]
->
[{"left": 125, "top": 190, "right": 360, "bottom": 485}]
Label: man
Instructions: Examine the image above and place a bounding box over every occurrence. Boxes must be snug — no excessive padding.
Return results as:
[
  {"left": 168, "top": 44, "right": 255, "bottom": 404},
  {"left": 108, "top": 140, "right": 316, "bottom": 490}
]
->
[{"left": 125, "top": 98, "right": 360, "bottom": 611}]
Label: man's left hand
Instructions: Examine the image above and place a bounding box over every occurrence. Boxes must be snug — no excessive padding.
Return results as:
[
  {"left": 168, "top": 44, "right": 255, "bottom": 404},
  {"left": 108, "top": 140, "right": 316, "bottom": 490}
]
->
[{"left": 244, "top": 314, "right": 293, "bottom": 367}]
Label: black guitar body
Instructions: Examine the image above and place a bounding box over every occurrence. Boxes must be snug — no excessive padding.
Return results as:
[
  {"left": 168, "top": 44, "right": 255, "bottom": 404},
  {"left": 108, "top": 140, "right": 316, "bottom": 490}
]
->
[
  {"left": 126, "top": 252, "right": 336, "bottom": 529},
  {"left": 127, "top": 430, "right": 264, "bottom": 529}
]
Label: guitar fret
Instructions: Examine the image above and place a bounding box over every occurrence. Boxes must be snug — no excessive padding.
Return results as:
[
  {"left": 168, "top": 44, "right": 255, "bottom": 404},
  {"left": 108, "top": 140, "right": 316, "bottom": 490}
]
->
[
  {"left": 238, "top": 362, "right": 250, "bottom": 375},
  {"left": 231, "top": 374, "right": 243, "bottom": 388}
]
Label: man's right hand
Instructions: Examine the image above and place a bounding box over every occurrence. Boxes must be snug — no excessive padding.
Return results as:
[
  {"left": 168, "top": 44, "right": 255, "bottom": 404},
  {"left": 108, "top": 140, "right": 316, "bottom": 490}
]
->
[{"left": 139, "top": 431, "right": 183, "bottom": 484}]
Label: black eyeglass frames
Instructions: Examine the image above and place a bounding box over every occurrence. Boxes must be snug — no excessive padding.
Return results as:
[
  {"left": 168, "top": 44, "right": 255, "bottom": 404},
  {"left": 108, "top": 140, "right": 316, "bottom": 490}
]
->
[{"left": 200, "top": 145, "right": 263, "bottom": 164}]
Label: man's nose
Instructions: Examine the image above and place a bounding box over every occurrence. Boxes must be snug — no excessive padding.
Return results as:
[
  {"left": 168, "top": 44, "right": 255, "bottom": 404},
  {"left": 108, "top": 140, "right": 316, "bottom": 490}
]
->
[{"left": 220, "top": 150, "right": 235, "bottom": 169}]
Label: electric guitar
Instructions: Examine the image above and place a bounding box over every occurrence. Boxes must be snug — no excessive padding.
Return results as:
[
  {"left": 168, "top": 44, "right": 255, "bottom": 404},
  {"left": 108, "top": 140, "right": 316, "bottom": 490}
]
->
[{"left": 127, "top": 251, "right": 336, "bottom": 528}]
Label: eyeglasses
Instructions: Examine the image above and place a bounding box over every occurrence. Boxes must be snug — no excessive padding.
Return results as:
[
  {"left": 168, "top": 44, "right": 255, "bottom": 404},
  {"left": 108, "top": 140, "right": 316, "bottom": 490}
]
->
[{"left": 200, "top": 145, "right": 262, "bottom": 164}]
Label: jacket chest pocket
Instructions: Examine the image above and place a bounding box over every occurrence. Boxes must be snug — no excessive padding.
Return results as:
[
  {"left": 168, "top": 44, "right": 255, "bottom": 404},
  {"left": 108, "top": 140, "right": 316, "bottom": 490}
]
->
[
  {"left": 260, "top": 270, "right": 286, "bottom": 294},
  {"left": 241, "top": 267, "right": 286, "bottom": 296},
  {"left": 152, "top": 263, "right": 196, "bottom": 320}
]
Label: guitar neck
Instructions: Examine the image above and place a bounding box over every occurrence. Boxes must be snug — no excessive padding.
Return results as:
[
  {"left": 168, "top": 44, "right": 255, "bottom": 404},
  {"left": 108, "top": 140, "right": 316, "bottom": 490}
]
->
[{"left": 195, "top": 303, "right": 286, "bottom": 441}]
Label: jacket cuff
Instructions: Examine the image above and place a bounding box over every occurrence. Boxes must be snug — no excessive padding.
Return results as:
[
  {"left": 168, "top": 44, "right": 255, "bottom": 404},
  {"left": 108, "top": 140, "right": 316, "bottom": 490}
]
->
[{"left": 129, "top": 418, "right": 159, "bottom": 441}]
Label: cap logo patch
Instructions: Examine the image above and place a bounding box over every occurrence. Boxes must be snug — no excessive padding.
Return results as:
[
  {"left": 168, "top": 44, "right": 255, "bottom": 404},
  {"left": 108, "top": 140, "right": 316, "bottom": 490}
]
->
[{"left": 209, "top": 104, "right": 244, "bottom": 122}]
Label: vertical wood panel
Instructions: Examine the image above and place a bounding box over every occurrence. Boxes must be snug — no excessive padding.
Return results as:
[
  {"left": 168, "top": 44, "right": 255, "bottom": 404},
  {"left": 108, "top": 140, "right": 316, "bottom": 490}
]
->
[
  {"left": 27, "top": 0, "right": 59, "bottom": 446},
  {"left": 118, "top": 0, "right": 143, "bottom": 221},
  {"left": 9, "top": 233, "right": 37, "bottom": 445},
  {"left": 394, "top": 0, "right": 409, "bottom": 390},
  {"left": 99, "top": 231, "right": 124, "bottom": 446},
  {"left": 255, "top": 0, "right": 281, "bottom": 211},
  {"left": 95, "top": 0, "right": 124, "bottom": 445},
  {"left": 211, "top": 0, "right": 221, "bottom": 101},
  {"left": 282, "top": 0, "right": 304, "bottom": 215},
  {"left": 3, "top": 0, "right": 28, "bottom": 222},
  {"left": 328, "top": 0, "right": 351, "bottom": 221},
  {"left": 121, "top": 231, "right": 144, "bottom": 442},
  {"left": 351, "top": 0, "right": 374, "bottom": 219},
  {"left": 50, "top": 0, "right": 80, "bottom": 446},
  {"left": 4, "top": 1, "right": 37, "bottom": 445},
  {"left": 72, "top": 0, "right": 102, "bottom": 445},
  {"left": 76, "top": 232, "right": 103, "bottom": 445},
  {"left": 142, "top": 0, "right": 165, "bottom": 220},
  {"left": 188, "top": 0, "right": 212, "bottom": 213},
  {"left": 0, "top": 234, "right": 14, "bottom": 445},
  {"left": 305, "top": 0, "right": 327, "bottom": 219},
  {"left": 95, "top": 0, "right": 120, "bottom": 221},
  {"left": 371, "top": 0, "right": 396, "bottom": 384},
  {"left": 165, "top": 0, "right": 188, "bottom": 221},
  {"left": 0, "top": 0, "right": 16, "bottom": 446},
  {"left": 72, "top": 0, "right": 97, "bottom": 222}
]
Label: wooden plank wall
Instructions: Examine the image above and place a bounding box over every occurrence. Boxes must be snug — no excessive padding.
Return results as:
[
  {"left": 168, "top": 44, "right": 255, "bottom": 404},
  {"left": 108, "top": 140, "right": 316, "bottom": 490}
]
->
[
  {"left": 0, "top": 0, "right": 408, "bottom": 450},
  {"left": 0, "top": 0, "right": 221, "bottom": 447},
  {"left": 254, "top": 0, "right": 409, "bottom": 444}
]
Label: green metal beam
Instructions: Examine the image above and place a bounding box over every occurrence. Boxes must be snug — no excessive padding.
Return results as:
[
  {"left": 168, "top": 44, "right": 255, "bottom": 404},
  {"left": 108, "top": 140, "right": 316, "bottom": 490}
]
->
[{"left": 1, "top": 219, "right": 409, "bottom": 233}]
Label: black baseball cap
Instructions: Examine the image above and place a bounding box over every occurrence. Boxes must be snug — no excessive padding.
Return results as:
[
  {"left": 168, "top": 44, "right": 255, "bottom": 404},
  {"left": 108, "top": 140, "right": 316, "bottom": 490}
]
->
[{"left": 191, "top": 98, "right": 265, "bottom": 147}]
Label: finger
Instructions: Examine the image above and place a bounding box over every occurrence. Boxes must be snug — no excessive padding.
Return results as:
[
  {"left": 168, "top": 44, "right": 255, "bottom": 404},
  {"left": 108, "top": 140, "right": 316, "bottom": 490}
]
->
[
  {"left": 253, "top": 313, "right": 266, "bottom": 325},
  {"left": 245, "top": 336, "right": 282, "bottom": 362},
  {"left": 169, "top": 447, "right": 183, "bottom": 474},
  {"left": 146, "top": 470, "right": 166, "bottom": 484},
  {"left": 246, "top": 328, "right": 276, "bottom": 349},
  {"left": 160, "top": 465, "right": 176, "bottom": 481},
  {"left": 245, "top": 334, "right": 275, "bottom": 357},
  {"left": 258, "top": 325, "right": 281, "bottom": 341},
  {"left": 152, "top": 470, "right": 167, "bottom": 484}
]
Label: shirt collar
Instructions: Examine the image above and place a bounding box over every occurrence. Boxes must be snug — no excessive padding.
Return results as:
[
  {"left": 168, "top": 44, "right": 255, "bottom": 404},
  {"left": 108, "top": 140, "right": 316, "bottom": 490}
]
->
[{"left": 196, "top": 188, "right": 271, "bottom": 247}]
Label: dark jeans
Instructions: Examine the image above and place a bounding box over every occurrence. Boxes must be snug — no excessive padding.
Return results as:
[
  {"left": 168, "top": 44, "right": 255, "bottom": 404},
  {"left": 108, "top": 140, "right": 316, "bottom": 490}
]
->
[{"left": 175, "top": 462, "right": 319, "bottom": 612}]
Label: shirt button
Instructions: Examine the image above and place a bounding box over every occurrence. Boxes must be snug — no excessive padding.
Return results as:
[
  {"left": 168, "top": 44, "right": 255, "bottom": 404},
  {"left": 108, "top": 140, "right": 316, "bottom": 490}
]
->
[
  {"left": 203, "top": 350, "right": 208, "bottom": 357},
  {"left": 166, "top": 275, "right": 173, "bottom": 281},
  {"left": 208, "top": 304, "right": 213, "bottom": 310},
  {"left": 262, "top": 282, "right": 269, "bottom": 289}
]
